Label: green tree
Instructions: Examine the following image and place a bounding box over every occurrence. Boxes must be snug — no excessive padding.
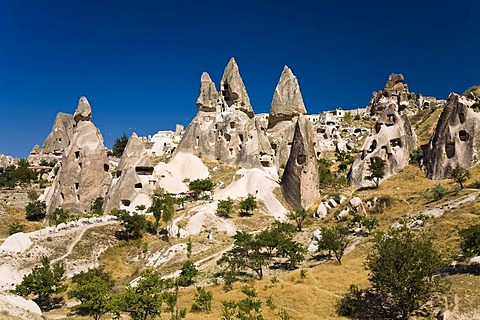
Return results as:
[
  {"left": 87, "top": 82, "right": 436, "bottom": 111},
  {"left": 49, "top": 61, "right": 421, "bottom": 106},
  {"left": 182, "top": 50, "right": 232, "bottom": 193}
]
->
[
  {"left": 318, "top": 225, "right": 349, "bottom": 264},
  {"left": 459, "top": 224, "right": 480, "bottom": 257},
  {"left": 188, "top": 178, "right": 214, "bottom": 199},
  {"left": 343, "top": 111, "right": 352, "bottom": 123},
  {"left": 90, "top": 197, "right": 104, "bottom": 216},
  {"left": 191, "top": 287, "right": 213, "bottom": 313},
  {"left": 287, "top": 208, "right": 308, "bottom": 231},
  {"left": 178, "top": 260, "right": 198, "bottom": 287},
  {"left": 366, "top": 158, "right": 385, "bottom": 188},
  {"left": 116, "top": 210, "right": 147, "bottom": 240},
  {"left": 111, "top": 133, "right": 129, "bottom": 158},
  {"left": 13, "top": 256, "right": 66, "bottom": 310},
  {"left": 217, "top": 198, "right": 234, "bottom": 218},
  {"left": 221, "top": 286, "right": 264, "bottom": 320},
  {"left": 150, "top": 188, "right": 175, "bottom": 234},
  {"left": 25, "top": 200, "right": 46, "bottom": 221},
  {"left": 239, "top": 194, "right": 257, "bottom": 216},
  {"left": 120, "top": 269, "right": 164, "bottom": 320},
  {"left": 451, "top": 167, "right": 470, "bottom": 189},
  {"left": 48, "top": 207, "right": 70, "bottom": 226},
  {"left": 68, "top": 267, "right": 114, "bottom": 320},
  {"left": 8, "top": 220, "right": 26, "bottom": 235}
]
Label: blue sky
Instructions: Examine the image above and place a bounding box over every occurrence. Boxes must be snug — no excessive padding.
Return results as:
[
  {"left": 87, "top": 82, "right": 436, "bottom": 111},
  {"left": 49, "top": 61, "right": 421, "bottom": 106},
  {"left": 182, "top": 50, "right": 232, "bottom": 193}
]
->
[{"left": 0, "top": 1, "right": 478, "bottom": 158}]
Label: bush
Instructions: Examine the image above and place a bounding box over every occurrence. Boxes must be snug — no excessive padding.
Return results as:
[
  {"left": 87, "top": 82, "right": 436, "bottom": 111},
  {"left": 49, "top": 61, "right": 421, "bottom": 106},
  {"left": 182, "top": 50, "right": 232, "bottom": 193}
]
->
[
  {"left": 90, "top": 197, "right": 104, "bottom": 216},
  {"left": 217, "top": 198, "right": 234, "bottom": 218},
  {"left": 25, "top": 200, "right": 46, "bottom": 221},
  {"left": 9, "top": 221, "right": 26, "bottom": 235},
  {"left": 451, "top": 167, "right": 470, "bottom": 189},
  {"left": 189, "top": 178, "right": 214, "bottom": 199},
  {"left": 178, "top": 260, "right": 198, "bottom": 287},
  {"left": 431, "top": 184, "right": 447, "bottom": 201},
  {"left": 111, "top": 133, "right": 129, "bottom": 158},
  {"left": 459, "top": 224, "right": 480, "bottom": 257},
  {"left": 239, "top": 194, "right": 257, "bottom": 216},
  {"left": 191, "top": 287, "right": 213, "bottom": 313},
  {"left": 48, "top": 207, "right": 70, "bottom": 226},
  {"left": 116, "top": 210, "right": 148, "bottom": 240},
  {"left": 410, "top": 147, "right": 424, "bottom": 166}
]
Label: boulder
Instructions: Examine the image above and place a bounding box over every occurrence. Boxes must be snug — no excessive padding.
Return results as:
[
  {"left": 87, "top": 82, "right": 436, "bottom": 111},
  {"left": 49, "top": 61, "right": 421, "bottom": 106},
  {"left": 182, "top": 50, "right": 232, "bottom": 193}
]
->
[
  {"left": 46, "top": 97, "right": 111, "bottom": 214},
  {"left": 423, "top": 93, "right": 480, "bottom": 179},
  {"left": 349, "top": 196, "right": 362, "bottom": 209},
  {"left": 349, "top": 102, "right": 417, "bottom": 188},
  {"left": 316, "top": 202, "right": 327, "bottom": 218},
  {"left": 220, "top": 57, "right": 254, "bottom": 118},
  {"left": 281, "top": 114, "right": 319, "bottom": 209},
  {"left": 104, "top": 133, "right": 156, "bottom": 213}
]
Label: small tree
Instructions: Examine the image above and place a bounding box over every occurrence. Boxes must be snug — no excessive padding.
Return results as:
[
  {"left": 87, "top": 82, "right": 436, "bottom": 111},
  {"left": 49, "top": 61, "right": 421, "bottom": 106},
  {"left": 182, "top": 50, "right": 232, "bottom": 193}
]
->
[
  {"left": 178, "top": 260, "right": 199, "bottom": 287},
  {"left": 287, "top": 208, "right": 308, "bottom": 231},
  {"left": 116, "top": 210, "right": 147, "bottom": 240},
  {"left": 111, "top": 133, "right": 129, "bottom": 158},
  {"left": 366, "top": 158, "right": 385, "bottom": 188},
  {"left": 459, "top": 224, "right": 480, "bottom": 257},
  {"left": 191, "top": 286, "right": 213, "bottom": 313},
  {"left": 188, "top": 178, "right": 214, "bottom": 199},
  {"left": 451, "top": 167, "right": 470, "bottom": 190},
  {"left": 25, "top": 200, "right": 46, "bottom": 221},
  {"left": 68, "top": 267, "right": 114, "bottom": 320},
  {"left": 239, "top": 194, "right": 257, "bottom": 216},
  {"left": 150, "top": 188, "right": 175, "bottom": 236},
  {"left": 318, "top": 225, "right": 349, "bottom": 264},
  {"left": 90, "top": 197, "right": 104, "bottom": 216},
  {"left": 217, "top": 198, "right": 234, "bottom": 218},
  {"left": 13, "top": 256, "right": 66, "bottom": 310},
  {"left": 48, "top": 207, "right": 70, "bottom": 226}
]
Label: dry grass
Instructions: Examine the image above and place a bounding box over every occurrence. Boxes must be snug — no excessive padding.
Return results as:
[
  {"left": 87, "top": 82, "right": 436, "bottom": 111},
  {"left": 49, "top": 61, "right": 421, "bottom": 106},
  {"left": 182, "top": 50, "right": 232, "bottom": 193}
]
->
[
  {"left": 0, "top": 204, "right": 43, "bottom": 239},
  {"left": 202, "top": 159, "right": 239, "bottom": 188},
  {"left": 411, "top": 105, "right": 443, "bottom": 146}
]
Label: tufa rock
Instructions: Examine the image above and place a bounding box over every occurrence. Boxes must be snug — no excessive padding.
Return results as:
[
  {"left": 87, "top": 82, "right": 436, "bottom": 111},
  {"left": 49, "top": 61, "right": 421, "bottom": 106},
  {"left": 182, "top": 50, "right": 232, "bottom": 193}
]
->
[
  {"left": 74, "top": 96, "right": 92, "bottom": 123},
  {"left": 46, "top": 97, "right": 111, "bottom": 214},
  {"left": 40, "top": 112, "right": 75, "bottom": 155},
  {"left": 423, "top": 93, "right": 480, "bottom": 179},
  {"left": 268, "top": 65, "right": 306, "bottom": 128},
  {"left": 103, "top": 133, "right": 156, "bottom": 213},
  {"left": 349, "top": 103, "right": 417, "bottom": 187},
  {"left": 220, "top": 57, "right": 254, "bottom": 118},
  {"left": 281, "top": 114, "right": 319, "bottom": 209},
  {"left": 196, "top": 72, "right": 221, "bottom": 112}
]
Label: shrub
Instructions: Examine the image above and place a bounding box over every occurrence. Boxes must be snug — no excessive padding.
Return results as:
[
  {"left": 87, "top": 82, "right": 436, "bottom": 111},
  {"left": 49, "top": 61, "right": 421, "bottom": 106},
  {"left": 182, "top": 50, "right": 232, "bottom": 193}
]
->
[
  {"left": 111, "top": 133, "right": 129, "bottom": 158},
  {"left": 451, "top": 167, "right": 470, "bottom": 189},
  {"left": 217, "top": 198, "right": 234, "bottom": 218},
  {"left": 431, "top": 184, "right": 447, "bottom": 201},
  {"left": 9, "top": 221, "right": 26, "bottom": 235},
  {"left": 239, "top": 194, "right": 257, "bottom": 216},
  {"left": 459, "top": 224, "right": 480, "bottom": 257},
  {"left": 25, "top": 200, "right": 46, "bottom": 221},
  {"left": 191, "top": 287, "right": 213, "bottom": 313}
]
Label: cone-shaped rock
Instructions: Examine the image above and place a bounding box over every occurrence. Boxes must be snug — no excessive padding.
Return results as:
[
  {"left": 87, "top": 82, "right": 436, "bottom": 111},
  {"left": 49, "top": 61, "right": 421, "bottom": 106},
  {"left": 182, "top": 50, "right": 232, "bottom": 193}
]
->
[
  {"left": 220, "top": 58, "right": 254, "bottom": 118},
  {"left": 423, "top": 93, "right": 480, "bottom": 179},
  {"left": 104, "top": 133, "right": 155, "bottom": 213},
  {"left": 41, "top": 112, "right": 75, "bottom": 154},
  {"left": 268, "top": 66, "right": 306, "bottom": 128},
  {"left": 74, "top": 96, "right": 92, "bottom": 123},
  {"left": 281, "top": 114, "right": 319, "bottom": 209},
  {"left": 349, "top": 103, "right": 416, "bottom": 187},
  {"left": 46, "top": 97, "right": 111, "bottom": 214},
  {"left": 196, "top": 72, "right": 220, "bottom": 112}
]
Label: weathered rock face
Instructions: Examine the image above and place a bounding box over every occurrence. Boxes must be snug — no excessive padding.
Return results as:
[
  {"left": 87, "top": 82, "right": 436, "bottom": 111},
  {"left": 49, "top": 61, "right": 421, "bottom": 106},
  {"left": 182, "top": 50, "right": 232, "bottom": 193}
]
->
[
  {"left": 268, "top": 66, "right": 306, "bottom": 128},
  {"left": 220, "top": 58, "right": 254, "bottom": 118},
  {"left": 349, "top": 103, "right": 417, "bottom": 187},
  {"left": 281, "top": 114, "right": 319, "bottom": 209},
  {"left": 176, "top": 59, "right": 273, "bottom": 168},
  {"left": 103, "top": 133, "right": 155, "bottom": 213},
  {"left": 267, "top": 66, "right": 308, "bottom": 167},
  {"left": 0, "top": 154, "right": 17, "bottom": 168},
  {"left": 46, "top": 97, "right": 111, "bottom": 214},
  {"left": 368, "top": 73, "right": 432, "bottom": 116},
  {"left": 423, "top": 93, "right": 480, "bottom": 179}
]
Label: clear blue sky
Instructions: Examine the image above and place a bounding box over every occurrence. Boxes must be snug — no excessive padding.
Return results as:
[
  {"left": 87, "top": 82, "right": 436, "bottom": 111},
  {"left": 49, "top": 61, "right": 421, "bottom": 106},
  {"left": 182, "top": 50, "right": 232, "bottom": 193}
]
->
[{"left": 0, "top": 1, "right": 478, "bottom": 158}]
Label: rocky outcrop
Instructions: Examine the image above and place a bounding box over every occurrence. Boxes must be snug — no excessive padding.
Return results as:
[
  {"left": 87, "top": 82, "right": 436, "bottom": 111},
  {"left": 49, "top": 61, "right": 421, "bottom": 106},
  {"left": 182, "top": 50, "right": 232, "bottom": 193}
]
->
[
  {"left": 46, "top": 97, "right": 111, "bottom": 214},
  {"left": 267, "top": 66, "right": 308, "bottom": 167},
  {"left": 220, "top": 58, "right": 254, "bottom": 118},
  {"left": 104, "top": 133, "right": 156, "bottom": 213},
  {"left": 268, "top": 66, "right": 306, "bottom": 128},
  {"left": 423, "top": 93, "right": 480, "bottom": 179},
  {"left": 281, "top": 115, "right": 319, "bottom": 209},
  {"left": 349, "top": 103, "right": 417, "bottom": 187},
  {"left": 0, "top": 154, "right": 17, "bottom": 168},
  {"left": 176, "top": 59, "right": 273, "bottom": 168}
]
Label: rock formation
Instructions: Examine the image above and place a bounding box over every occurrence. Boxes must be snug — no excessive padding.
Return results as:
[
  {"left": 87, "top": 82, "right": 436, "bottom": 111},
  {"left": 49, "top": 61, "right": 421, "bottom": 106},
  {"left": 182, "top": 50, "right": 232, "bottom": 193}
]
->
[
  {"left": 0, "top": 154, "right": 17, "bottom": 168},
  {"left": 349, "top": 102, "right": 417, "bottom": 187},
  {"left": 27, "top": 112, "right": 75, "bottom": 164},
  {"left": 423, "top": 93, "right": 480, "bottom": 179},
  {"left": 176, "top": 58, "right": 272, "bottom": 168},
  {"left": 103, "top": 133, "right": 156, "bottom": 213},
  {"left": 45, "top": 97, "right": 111, "bottom": 214},
  {"left": 267, "top": 66, "right": 309, "bottom": 167},
  {"left": 281, "top": 114, "right": 319, "bottom": 209}
]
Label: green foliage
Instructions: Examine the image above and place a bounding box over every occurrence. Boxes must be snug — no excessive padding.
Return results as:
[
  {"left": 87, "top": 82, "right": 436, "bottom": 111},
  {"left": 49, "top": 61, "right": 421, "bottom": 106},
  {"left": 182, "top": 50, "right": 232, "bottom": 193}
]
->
[
  {"left": 0, "top": 161, "right": 38, "bottom": 188},
  {"left": 150, "top": 188, "right": 175, "bottom": 241},
  {"left": 338, "top": 229, "right": 445, "bottom": 319},
  {"left": 25, "top": 200, "right": 46, "bottom": 221},
  {"left": 187, "top": 237, "right": 192, "bottom": 258},
  {"left": 335, "top": 150, "right": 354, "bottom": 172},
  {"left": 287, "top": 208, "right": 307, "bottom": 231},
  {"left": 459, "top": 224, "right": 480, "bottom": 257},
  {"left": 188, "top": 178, "right": 214, "bottom": 199},
  {"left": 366, "top": 158, "right": 385, "bottom": 188},
  {"left": 239, "top": 194, "right": 257, "bottom": 216},
  {"left": 300, "top": 269, "right": 307, "bottom": 279},
  {"left": 217, "top": 197, "right": 234, "bottom": 218},
  {"left": 116, "top": 210, "right": 148, "bottom": 240},
  {"left": 90, "top": 197, "right": 104, "bottom": 216},
  {"left": 13, "top": 256, "right": 66, "bottom": 310},
  {"left": 111, "top": 133, "right": 129, "bottom": 158},
  {"left": 119, "top": 269, "right": 164, "bottom": 320},
  {"left": 451, "top": 167, "right": 470, "bottom": 189},
  {"left": 431, "top": 184, "right": 447, "bottom": 201},
  {"left": 318, "top": 158, "right": 348, "bottom": 188},
  {"left": 410, "top": 147, "right": 424, "bottom": 166},
  {"left": 8, "top": 220, "right": 26, "bottom": 235},
  {"left": 221, "top": 286, "right": 264, "bottom": 320},
  {"left": 178, "top": 260, "right": 198, "bottom": 287},
  {"left": 343, "top": 111, "right": 352, "bottom": 123},
  {"left": 191, "top": 287, "right": 213, "bottom": 313},
  {"left": 48, "top": 207, "right": 70, "bottom": 226},
  {"left": 317, "top": 225, "right": 350, "bottom": 264},
  {"left": 68, "top": 267, "right": 114, "bottom": 320}
]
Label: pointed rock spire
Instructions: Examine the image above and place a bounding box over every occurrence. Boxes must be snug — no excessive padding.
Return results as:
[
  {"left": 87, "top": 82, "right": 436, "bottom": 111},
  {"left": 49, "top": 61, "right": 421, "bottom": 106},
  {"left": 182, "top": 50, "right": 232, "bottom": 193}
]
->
[
  {"left": 196, "top": 72, "right": 220, "bottom": 112},
  {"left": 268, "top": 65, "right": 306, "bottom": 128},
  {"left": 220, "top": 57, "right": 254, "bottom": 118},
  {"left": 74, "top": 96, "right": 92, "bottom": 123}
]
